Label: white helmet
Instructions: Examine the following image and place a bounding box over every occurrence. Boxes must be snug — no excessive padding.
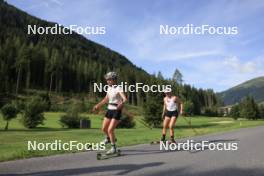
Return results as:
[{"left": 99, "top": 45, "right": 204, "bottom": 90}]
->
[
  {"left": 104, "top": 72, "right": 118, "bottom": 80},
  {"left": 163, "top": 88, "right": 172, "bottom": 93}
]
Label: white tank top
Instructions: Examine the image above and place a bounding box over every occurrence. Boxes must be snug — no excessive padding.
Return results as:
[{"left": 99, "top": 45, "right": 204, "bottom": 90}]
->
[
  {"left": 107, "top": 85, "right": 123, "bottom": 110},
  {"left": 165, "top": 97, "right": 177, "bottom": 111}
]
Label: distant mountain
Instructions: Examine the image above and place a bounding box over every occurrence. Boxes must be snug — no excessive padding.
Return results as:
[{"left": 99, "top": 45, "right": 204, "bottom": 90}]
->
[{"left": 218, "top": 76, "right": 264, "bottom": 105}]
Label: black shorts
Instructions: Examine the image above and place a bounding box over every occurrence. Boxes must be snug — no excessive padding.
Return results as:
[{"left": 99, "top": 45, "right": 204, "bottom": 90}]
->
[
  {"left": 105, "top": 109, "right": 122, "bottom": 120},
  {"left": 164, "top": 110, "right": 178, "bottom": 118}
]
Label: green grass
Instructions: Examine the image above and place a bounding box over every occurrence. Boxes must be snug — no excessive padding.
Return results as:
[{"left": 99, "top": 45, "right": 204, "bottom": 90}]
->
[{"left": 1, "top": 112, "right": 264, "bottom": 162}]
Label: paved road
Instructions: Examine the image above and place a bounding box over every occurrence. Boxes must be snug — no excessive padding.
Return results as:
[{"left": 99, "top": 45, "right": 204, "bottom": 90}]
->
[{"left": 1, "top": 126, "right": 264, "bottom": 176}]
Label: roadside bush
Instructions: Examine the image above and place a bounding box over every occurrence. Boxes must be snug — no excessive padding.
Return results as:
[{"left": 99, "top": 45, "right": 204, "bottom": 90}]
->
[
  {"left": 117, "top": 113, "right": 135, "bottom": 128},
  {"left": 60, "top": 114, "right": 80, "bottom": 128},
  {"left": 21, "top": 96, "right": 47, "bottom": 128},
  {"left": 60, "top": 105, "right": 87, "bottom": 128},
  {"left": 1, "top": 103, "right": 18, "bottom": 130}
]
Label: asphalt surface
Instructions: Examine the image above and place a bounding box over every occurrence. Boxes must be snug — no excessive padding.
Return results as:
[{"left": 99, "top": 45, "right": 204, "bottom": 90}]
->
[{"left": 1, "top": 126, "right": 264, "bottom": 176}]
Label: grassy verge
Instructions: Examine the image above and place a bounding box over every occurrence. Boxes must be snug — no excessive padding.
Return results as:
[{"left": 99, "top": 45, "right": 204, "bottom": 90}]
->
[{"left": 0, "top": 112, "right": 264, "bottom": 162}]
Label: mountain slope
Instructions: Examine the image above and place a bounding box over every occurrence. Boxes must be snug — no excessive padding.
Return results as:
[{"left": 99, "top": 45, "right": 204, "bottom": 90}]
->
[
  {"left": 219, "top": 76, "right": 264, "bottom": 105},
  {"left": 0, "top": 0, "right": 150, "bottom": 93},
  {"left": 0, "top": 0, "right": 220, "bottom": 111}
]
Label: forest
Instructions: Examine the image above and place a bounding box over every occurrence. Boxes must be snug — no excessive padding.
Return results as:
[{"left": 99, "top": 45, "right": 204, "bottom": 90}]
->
[{"left": 0, "top": 0, "right": 219, "bottom": 115}]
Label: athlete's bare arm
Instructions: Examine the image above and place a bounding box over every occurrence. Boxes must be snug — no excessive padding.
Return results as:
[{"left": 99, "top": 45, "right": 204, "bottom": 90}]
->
[
  {"left": 162, "top": 97, "right": 166, "bottom": 118},
  {"left": 175, "top": 96, "right": 183, "bottom": 115},
  {"left": 117, "top": 92, "right": 127, "bottom": 110},
  {"left": 93, "top": 95, "right": 109, "bottom": 112}
]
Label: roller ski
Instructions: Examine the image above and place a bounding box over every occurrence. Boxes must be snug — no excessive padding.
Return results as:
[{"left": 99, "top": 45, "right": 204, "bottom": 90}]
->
[{"left": 97, "top": 148, "right": 121, "bottom": 160}]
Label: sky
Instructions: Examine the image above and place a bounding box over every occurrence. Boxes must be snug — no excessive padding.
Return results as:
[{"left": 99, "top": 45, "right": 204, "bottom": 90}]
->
[{"left": 6, "top": 0, "right": 264, "bottom": 92}]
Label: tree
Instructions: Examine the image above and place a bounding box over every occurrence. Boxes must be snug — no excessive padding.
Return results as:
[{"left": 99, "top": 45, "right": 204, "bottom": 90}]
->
[
  {"left": 239, "top": 96, "right": 259, "bottom": 120},
  {"left": 0, "top": 0, "right": 221, "bottom": 113},
  {"left": 229, "top": 104, "right": 240, "bottom": 120},
  {"left": 22, "top": 96, "right": 47, "bottom": 128},
  {"left": 143, "top": 91, "right": 163, "bottom": 127},
  {"left": 47, "top": 49, "right": 63, "bottom": 95},
  {"left": 1, "top": 103, "right": 18, "bottom": 130},
  {"left": 15, "top": 44, "right": 30, "bottom": 94},
  {"left": 157, "top": 71, "right": 164, "bottom": 80},
  {"left": 183, "top": 100, "right": 194, "bottom": 116},
  {"left": 203, "top": 106, "right": 218, "bottom": 117},
  {"left": 259, "top": 104, "right": 264, "bottom": 119},
  {"left": 172, "top": 69, "right": 183, "bottom": 85}
]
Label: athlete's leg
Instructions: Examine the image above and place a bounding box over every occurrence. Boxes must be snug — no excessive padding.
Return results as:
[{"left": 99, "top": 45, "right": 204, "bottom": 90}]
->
[
  {"left": 102, "top": 117, "right": 111, "bottom": 139},
  {"left": 161, "top": 117, "right": 170, "bottom": 141},
  {"left": 169, "top": 116, "right": 177, "bottom": 140},
  {"left": 106, "top": 119, "right": 119, "bottom": 153},
  {"left": 108, "top": 119, "right": 119, "bottom": 144}
]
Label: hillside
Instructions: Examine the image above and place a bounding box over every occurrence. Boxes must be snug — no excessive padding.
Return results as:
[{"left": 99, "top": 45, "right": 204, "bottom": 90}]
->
[
  {"left": 0, "top": 0, "right": 220, "bottom": 113},
  {"left": 219, "top": 76, "right": 264, "bottom": 105},
  {"left": 0, "top": 0, "right": 150, "bottom": 93}
]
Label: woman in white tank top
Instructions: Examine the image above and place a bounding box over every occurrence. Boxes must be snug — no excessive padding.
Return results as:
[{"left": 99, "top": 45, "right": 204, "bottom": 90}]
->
[
  {"left": 161, "top": 88, "right": 183, "bottom": 143},
  {"left": 93, "top": 72, "right": 127, "bottom": 154}
]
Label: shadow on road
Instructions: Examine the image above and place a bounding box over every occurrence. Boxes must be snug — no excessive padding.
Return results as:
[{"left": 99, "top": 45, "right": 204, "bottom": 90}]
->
[
  {"left": 146, "top": 166, "right": 264, "bottom": 176},
  {"left": 0, "top": 162, "right": 164, "bottom": 176},
  {"left": 0, "top": 138, "right": 242, "bottom": 176}
]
